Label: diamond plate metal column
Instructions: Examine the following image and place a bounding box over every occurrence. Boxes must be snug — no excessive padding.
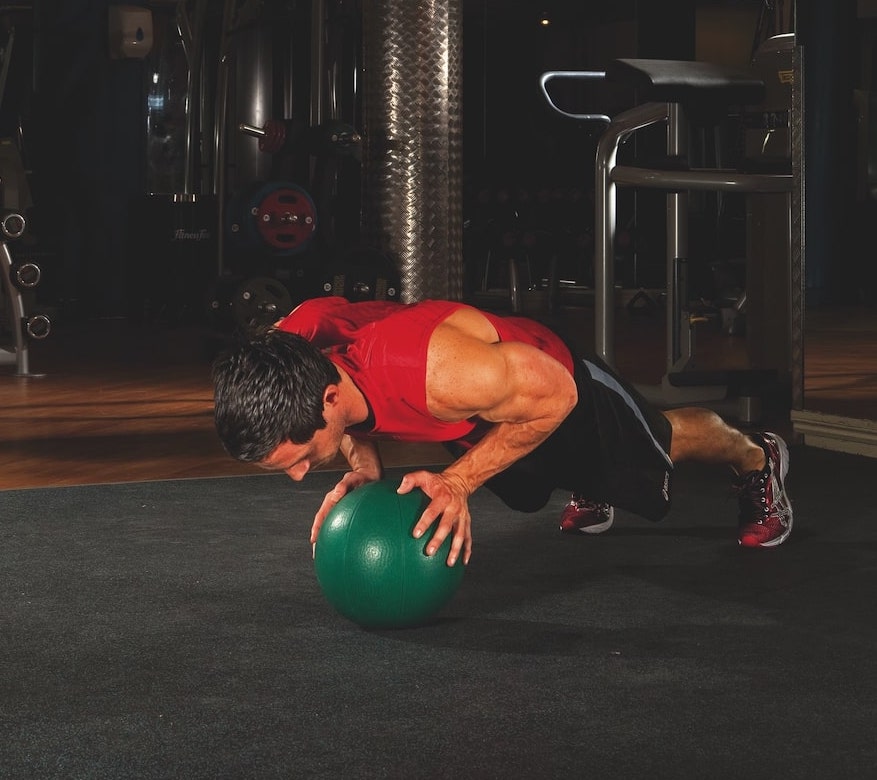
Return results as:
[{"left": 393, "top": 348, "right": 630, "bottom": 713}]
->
[{"left": 361, "top": 0, "right": 463, "bottom": 302}]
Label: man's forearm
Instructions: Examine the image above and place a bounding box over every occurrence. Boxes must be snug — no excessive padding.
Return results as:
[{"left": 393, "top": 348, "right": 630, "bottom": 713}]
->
[
  {"left": 440, "top": 418, "right": 560, "bottom": 496},
  {"left": 340, "top": 435, "right": 384, "bottom": 479}
]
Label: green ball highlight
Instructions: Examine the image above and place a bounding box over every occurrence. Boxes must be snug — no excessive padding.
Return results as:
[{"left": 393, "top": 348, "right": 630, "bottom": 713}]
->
[{"left": 314, "top": 481, "right": 465, "bottom": 628}]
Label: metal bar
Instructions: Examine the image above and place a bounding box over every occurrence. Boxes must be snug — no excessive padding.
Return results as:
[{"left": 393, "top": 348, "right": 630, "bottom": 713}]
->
[
  {"left": 539, "top": 71, "right": 611, "bottom": 123},
  {"left": 212, "top": 0, "right": 236, "bottom": 276},
  {"left": 0, "top": 241, "right": 28, "bottom": 375},
  {"left": 594, "top": 102, "right": 671, "bottom": 366},
  {"left": 239, "top": 123, "right": 266, "bottom": 138},
  {"left": 0, "top": 26, "right": 15, "bottom": 113},
  {"left": 311, "top": 0, "right": 327, "bottom": 129},
  {"left": 666, "top": 103, "right": 689, "bottom": 373},
  {"left": 611, "top": 166, "right": 793, "bottom": 193},
  {"left": 175, "top": 0, "right": 192, "bottom": 62},
  {"left": 179, "top": 0, "right": 207, "bottom": 194}
]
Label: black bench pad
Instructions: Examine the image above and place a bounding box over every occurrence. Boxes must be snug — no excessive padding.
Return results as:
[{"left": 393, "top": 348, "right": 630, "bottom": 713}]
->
[{"left": 607, "top": 58, "right": 765, "bottom": 106}]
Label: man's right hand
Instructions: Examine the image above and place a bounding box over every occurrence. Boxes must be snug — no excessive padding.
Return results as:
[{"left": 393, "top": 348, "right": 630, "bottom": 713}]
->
[
  {"left": 310, "top": 435, "right": 384, "bottom": 551},
  {"left": 310, "top": 469, "right": 377, "bottom": 547}
]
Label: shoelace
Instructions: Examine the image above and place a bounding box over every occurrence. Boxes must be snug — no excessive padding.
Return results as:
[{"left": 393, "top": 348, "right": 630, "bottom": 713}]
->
[
  {"left": 733, "top": 470, "right": 770, "bottom": 522},
  {"left": 570, "top": 499, "right": 610, "bottom": 512}
]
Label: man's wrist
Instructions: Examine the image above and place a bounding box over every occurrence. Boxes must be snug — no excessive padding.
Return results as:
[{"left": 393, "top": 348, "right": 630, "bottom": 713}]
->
[{"left": 441, "top": 468, "right": 475, "bottom": 497}]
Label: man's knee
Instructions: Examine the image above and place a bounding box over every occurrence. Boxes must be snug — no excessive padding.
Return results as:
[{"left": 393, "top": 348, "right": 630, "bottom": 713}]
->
[{"left": 485, "top": 471, "right": 554, "bottom": 513}]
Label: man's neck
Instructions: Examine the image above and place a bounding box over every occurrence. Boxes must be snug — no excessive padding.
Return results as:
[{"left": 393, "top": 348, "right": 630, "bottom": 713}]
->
[{"left": 335, "top": 366, "right": 370, "bottom": 427}]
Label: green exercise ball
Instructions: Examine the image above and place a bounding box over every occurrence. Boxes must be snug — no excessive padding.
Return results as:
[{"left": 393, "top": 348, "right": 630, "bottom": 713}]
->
[{"left": 314, "top": 480, "right": 465, "bottom": 628}]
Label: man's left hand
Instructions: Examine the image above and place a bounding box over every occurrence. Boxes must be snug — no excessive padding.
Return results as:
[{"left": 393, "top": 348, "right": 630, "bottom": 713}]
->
[{"left": 396, "top": 470, "right": 473, "bottom": 567}]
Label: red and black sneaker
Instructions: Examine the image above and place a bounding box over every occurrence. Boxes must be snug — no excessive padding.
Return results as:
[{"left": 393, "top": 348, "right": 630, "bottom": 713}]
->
[
  {"left": 735, "top": 432, "right": 793, "bottom": 548},
  {"left": 559, "top": 495, "right": 615, "bottom": 535}
]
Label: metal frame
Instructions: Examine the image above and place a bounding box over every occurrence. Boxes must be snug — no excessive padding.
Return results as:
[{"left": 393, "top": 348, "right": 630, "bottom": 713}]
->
[
  {"left": 543, "top": 50, "right": 801, "bottom": 409},
  {"left": 594, "top": 101, "right": 793, "bottom": 375},
  {"left": 0, "top": 239, "right": 32, "bottom": 376}
]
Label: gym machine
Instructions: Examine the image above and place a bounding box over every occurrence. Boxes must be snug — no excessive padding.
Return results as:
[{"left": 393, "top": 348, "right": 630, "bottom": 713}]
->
[
  {"left": 0, "top": 19, "right": 50, "bottom": 377},
  {"left": 541, "top": 33, "right": 804, "bottom": 417},
  {"left": 0, "top": 90, "right": 52, "bottom": 377},
  {"left": 155, "top": 0, "right": 397, "bottom": 336},
  {"left": 0, "top": 206, "right": 50, "bottom": 376},
  {"left": 135, "top": 0, "right": 313, "bottom": 330},
  {"left": 235, "top": 118, "right": 398, "bottom": 302}
]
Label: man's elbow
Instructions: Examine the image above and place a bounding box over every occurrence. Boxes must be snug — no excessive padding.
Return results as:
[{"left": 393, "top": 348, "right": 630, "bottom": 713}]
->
[{"left": 557, "top": 372, "right": 578, "bottom": 421}]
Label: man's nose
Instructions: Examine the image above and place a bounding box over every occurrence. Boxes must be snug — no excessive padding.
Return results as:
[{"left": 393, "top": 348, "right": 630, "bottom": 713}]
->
[{"left": 286, "top": 462, "right": 309, "bottom": 481}]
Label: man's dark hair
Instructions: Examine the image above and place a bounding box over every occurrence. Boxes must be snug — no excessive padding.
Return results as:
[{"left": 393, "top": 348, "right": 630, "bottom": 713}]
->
[{"left": 212, "top": 328, "right": 342, "bottom": 463}]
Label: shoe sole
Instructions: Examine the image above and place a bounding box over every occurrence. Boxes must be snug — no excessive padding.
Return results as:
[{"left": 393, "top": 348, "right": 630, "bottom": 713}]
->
[
  {"left": 752, "top": 516, "right": 793, "bottom": 547},
  {"left": 740, "top": 433, "right": 793, "bottom": 548}
]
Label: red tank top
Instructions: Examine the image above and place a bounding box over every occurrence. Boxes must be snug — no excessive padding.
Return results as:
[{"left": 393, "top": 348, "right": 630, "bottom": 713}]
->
[{"left": 278, "top": 297, "right": 574, "bottom": 443}]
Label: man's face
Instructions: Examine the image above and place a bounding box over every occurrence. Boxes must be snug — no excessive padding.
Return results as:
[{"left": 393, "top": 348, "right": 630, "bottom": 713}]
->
[
  {"left": 258, "top": 385, "right": 346, "bottom": 480},
  {"left": 259, "top": 418, "right": 344, "bottom": 481}
]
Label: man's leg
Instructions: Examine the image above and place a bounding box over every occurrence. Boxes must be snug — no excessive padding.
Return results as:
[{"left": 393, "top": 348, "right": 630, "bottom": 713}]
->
[
  {"left": 550, "top": 349, "right": 791, "bottom": 545},
  {"left": 664, "top": 407, "right": 793, "bottom": 548},
  {"left": 663, "top": 407, "right": 764, "bottom": 472},
  {"left": 554, "top": 353, "right": 674, "bottom": 534}
]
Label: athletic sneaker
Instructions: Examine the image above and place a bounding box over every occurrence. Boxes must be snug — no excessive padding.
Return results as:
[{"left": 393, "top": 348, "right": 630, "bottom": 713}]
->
[
  {"left": 735, "top": 432, "right": 793, "bottom": 548},
  {"left": 559, "top": 495, "right": 615, "bottom": 534}
]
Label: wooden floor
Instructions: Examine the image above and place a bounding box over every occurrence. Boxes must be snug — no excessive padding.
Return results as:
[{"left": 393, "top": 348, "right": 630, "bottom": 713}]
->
[
  {"left": 0, "top": 319, "right": 451, "bottom": 490},
  {"left": 1, "top": 302, "right": 875, "bottom": 490}
]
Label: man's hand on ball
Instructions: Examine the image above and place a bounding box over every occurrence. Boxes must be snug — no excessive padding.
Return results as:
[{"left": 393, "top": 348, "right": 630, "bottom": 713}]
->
[
  {"left": 311, "top": 470, "right": 378, "bottom": 546},
  {"left": 397, "top": 470, "right": 473, "bottom": 567}
]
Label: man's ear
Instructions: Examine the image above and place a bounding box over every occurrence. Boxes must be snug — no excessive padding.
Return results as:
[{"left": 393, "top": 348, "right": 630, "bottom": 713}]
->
[{"left": 322, "top": 383, "right": 341, "bottom": 408}]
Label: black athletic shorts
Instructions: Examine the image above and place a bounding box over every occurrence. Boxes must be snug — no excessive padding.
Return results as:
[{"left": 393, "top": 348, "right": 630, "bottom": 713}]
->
[{"left": 454, "top": 351, "right": 674, "bottom": 522}]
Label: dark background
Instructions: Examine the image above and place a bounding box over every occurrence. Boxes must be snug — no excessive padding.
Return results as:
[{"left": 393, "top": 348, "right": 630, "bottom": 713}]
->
[{"left": 0, "top": 0, "right": 863, "bottom": 319}]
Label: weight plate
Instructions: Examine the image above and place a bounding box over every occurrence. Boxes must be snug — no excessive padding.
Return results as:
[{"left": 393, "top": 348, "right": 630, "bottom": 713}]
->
[
  {"left": 231, "top": 276, "right": 294, "bottom": 331},
  {"left": 226, "top": 182, "right": 318, "bottom": 257},
  {"left": 251, "top": 182, "right": 317, "bottom": 256}
]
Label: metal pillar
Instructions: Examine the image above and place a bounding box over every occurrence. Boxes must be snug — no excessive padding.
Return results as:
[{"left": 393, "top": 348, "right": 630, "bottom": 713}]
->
[{"left": 361, "top": 0, "right": 463, "bottom": 302}]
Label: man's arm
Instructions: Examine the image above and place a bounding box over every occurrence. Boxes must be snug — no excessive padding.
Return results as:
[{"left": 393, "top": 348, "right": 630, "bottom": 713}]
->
[{"left": 398, "top": 312, "right": 578, "bottom": 566}]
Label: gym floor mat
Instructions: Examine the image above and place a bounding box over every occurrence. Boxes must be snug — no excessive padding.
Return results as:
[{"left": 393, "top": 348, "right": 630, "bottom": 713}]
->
[{"left": 2, "top": 445, "right": 876, "bottom": 779}]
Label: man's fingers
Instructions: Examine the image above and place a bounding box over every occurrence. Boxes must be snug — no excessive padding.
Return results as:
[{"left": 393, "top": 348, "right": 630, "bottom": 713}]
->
[
  {"left": 417, "top": 507, "right": 466, "bottom": 563},
  {"left": 396, "top": 471, "right": 427, "bottom": 495},
  {"left": 398, "top": 470, "right": 472, "bottom": 566},
  {"left": 424, "top": 518, "right": 469, "bottom": 567},
  {"left": 310, "top": 501, "right": 332, "bottom": 543},
  {"left": 445, "top": 529, "right": 467, "bottom": 567},
  {"left": 310, "top": 482, "right": 349, "bottom": 544},
  {"left": 413, "top": 504, "right": 444, "bottom": 543},
  {"left": 463, "top": 535, "right": 473, "bottom": 566},
  {"left": 309, "top": 516, "right": 325, "bottom": 546}
]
